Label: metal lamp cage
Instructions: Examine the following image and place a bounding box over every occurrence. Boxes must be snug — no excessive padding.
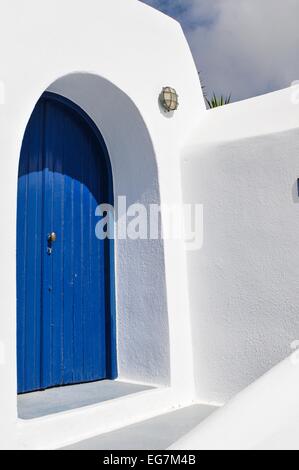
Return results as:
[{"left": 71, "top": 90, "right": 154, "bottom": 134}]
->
[{"left": 160, "top": 87, "right": 179, "bottom": 112}]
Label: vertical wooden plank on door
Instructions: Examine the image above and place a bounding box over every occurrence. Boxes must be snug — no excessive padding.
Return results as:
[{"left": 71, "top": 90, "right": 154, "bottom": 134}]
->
[
  {"left": 62, "top": 109, "right": 75, "bottom": 385},
  {"left": 71, "top": 111, "right": 84, "bottom": 384},
  {"left": 88, "top": 139, "right": 100, "bottom": 381},
  {"left": 41, "top": 98, "right": 54, "bottom": 390},
  {"left": 17, "top": 100, "right": 44, "bottom": 393},
  {"left": 92, "top": 141, "right": 109, "bottom": 376},
  {"left": 47, "top": 98, "right": 65, "bottom": 386},
  {"left": 81, "top": 132, "right": 92, "bottom": 381}
]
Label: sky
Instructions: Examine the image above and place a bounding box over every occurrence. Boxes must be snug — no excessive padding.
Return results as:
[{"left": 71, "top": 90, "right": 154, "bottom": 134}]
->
[{"left": 140, "top": 0, "right": 299, "bottom": 102}]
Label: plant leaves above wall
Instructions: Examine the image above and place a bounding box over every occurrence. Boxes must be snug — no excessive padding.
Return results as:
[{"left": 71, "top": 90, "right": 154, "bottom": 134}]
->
[{"left": 206, "top": 93, "right": 232, "bottom": 108}]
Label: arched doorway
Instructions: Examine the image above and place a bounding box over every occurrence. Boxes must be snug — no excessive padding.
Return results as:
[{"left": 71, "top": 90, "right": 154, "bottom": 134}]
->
[{"left": 17, "top": 92, "right": 116, "bottom": 394}]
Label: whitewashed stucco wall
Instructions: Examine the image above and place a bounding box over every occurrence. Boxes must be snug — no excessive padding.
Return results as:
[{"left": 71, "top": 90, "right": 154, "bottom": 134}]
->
[
  {"left": 3, "top": 0, "right": 298, "bottom": 451},
  {"left": 0, "top": 0, "right": 205, "bottom": 449},
  {"left": 182, "top": 87, "right": 299, "bottom": 404}
]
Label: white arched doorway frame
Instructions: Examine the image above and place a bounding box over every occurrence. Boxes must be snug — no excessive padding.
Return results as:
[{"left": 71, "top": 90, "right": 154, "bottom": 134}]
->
[{"left": 47, "top": 72, "right": 171, "bottom": 387}]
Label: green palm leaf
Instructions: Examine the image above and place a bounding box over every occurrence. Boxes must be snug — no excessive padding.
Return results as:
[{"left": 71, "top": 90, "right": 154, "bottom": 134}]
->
[{"left": 206, "top": 92, "right": 231, "bottom": 109}]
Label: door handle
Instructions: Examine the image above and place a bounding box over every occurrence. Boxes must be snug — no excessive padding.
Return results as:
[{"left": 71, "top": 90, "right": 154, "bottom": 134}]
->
[
  {"left": 48, "top": 232, "right": 57, "bottom": 243},
  {"left": 47, "top": 232, "right": 57, "bottom": 254}
]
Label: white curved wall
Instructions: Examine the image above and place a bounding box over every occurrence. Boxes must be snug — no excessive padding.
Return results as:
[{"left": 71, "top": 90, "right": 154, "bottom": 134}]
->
[
  {"left": 170, "top": 354, "right": 299, "bottom": 450},
  {"left": 182, "top": 87, "right": 299, "bottom": 404},
  {"left": 0, "top": 0, "right": 205, "bottom": 449}
]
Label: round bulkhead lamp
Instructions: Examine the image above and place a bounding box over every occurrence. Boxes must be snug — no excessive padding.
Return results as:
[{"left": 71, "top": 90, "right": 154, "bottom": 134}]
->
[{"left": 160, "top": 87, "right": 179, "bottom": 112}]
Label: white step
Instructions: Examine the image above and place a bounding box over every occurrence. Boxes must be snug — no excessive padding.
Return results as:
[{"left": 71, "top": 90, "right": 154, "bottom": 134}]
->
[
  {"left": 18, "top": 380, "right": 152, "bottom": 420},
  {"left": 63, "top": 404, "right": 217, "bottom": 450}
]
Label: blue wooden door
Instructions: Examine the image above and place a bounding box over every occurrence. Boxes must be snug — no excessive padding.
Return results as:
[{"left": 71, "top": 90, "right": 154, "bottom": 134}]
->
[{"left": 17, "top": 93, "right": 116, "bottom": 394}]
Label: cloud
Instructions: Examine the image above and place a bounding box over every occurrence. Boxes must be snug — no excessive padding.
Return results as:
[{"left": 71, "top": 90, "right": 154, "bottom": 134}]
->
[{"left": 141, "top": 0, "right": 299, "bottom": 102}]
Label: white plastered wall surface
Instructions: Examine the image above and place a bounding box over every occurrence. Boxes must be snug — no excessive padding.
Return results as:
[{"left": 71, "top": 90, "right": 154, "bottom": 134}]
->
[
  {"left": 0, "top": 0, "right": 205, "bottom": 449},
  {"left": 168, "top": 86, "right": 299, "bottom": 450},
  {"left": 182, "top": 87, "right": 299, "bottom": 404}
]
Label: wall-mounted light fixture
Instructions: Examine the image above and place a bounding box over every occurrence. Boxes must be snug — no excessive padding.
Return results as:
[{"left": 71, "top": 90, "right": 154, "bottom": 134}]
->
[{"left": 160, "top": 87, "right": 179, "bottom": 112}]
